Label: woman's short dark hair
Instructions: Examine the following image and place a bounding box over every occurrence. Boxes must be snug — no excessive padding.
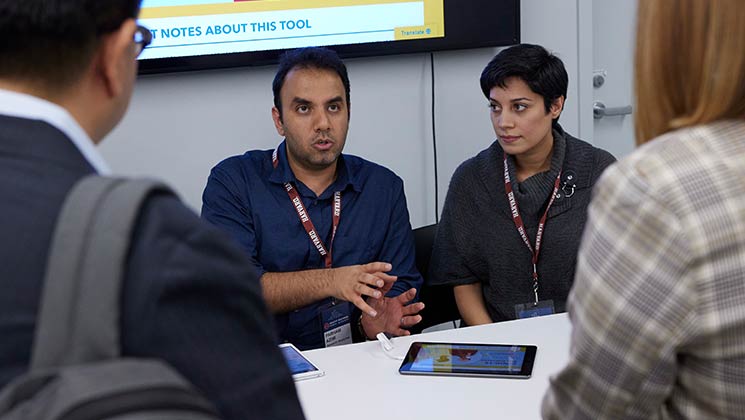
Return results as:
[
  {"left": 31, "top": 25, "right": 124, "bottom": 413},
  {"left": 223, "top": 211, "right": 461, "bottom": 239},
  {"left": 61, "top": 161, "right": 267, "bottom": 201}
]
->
[
  {"left": 480, "top": 44, "right": 568, "bottom": 127},
  {"left": 272, "top": 47, "right": 351, "bottom": 119},
  {"left": 0, "top": 0, "right": 142, "bottom": 88}
]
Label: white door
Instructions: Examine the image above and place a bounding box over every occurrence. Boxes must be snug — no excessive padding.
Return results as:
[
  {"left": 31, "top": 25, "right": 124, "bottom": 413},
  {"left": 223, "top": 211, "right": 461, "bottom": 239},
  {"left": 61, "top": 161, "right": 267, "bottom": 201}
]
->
[{"left": 589, "top": 0, "right": 638, "bottom": 159}]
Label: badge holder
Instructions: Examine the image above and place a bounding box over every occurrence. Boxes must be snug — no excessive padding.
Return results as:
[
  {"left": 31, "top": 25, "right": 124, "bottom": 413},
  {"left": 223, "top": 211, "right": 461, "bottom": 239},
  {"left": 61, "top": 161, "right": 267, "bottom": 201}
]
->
[
  {"left": 319, "top": 300, "right": 352, "bottom": 347},
  {"left": 515, "top": 299, "right": 555, "bottom": 319}
]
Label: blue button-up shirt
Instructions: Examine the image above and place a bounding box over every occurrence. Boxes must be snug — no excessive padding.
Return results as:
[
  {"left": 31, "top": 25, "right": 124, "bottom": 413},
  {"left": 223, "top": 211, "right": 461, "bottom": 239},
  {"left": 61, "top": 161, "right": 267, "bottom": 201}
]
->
[{"left": 202, "top": 141, "right": 422, "bottom": 350}]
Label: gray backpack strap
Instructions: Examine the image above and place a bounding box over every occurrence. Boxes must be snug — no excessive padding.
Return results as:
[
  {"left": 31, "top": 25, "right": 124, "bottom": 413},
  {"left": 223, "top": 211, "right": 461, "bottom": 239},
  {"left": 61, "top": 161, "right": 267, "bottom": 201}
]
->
[{"left": 31, "top": 176, "right": 172, "bottom": 370}]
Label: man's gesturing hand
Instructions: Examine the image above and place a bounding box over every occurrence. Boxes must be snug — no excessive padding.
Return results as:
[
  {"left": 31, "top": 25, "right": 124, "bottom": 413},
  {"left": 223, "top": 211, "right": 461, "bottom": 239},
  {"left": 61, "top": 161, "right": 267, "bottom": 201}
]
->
[{"left": 327, "top": 262, "right": 396, "bottom": 317}]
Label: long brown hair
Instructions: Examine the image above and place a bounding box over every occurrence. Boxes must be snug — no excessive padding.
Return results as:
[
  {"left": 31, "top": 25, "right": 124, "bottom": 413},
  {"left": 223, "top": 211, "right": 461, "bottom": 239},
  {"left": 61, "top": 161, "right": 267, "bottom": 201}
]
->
[{"left": 634, "top": 0, "right": 745, "bottom": 145}]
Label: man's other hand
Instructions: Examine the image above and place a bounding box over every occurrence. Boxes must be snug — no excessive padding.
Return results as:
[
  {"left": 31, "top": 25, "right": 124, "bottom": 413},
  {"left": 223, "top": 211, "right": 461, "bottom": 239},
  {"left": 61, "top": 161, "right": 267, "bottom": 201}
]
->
[{"left": 360, "top": 288, "right": 424, "bottom": 339}]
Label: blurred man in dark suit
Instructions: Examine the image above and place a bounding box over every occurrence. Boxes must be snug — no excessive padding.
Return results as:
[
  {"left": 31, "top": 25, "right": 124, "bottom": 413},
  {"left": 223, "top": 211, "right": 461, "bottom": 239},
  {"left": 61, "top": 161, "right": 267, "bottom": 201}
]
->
[{"left": 0, "top": 2, "right": 304, "bottom": 419}]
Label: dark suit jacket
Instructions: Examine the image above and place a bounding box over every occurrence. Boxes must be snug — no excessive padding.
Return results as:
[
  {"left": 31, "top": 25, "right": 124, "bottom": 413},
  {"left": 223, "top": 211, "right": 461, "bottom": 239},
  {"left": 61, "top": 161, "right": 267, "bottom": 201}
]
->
[{"left": 0, "top": 115, "right": 305, "bottom": 420}]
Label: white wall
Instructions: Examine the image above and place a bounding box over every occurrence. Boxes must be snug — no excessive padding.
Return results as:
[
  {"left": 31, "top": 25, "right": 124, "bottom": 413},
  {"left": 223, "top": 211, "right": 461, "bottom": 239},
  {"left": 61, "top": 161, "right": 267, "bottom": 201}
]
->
[{"left": 101, "top": 0, "right": 586, "bottom": 229}]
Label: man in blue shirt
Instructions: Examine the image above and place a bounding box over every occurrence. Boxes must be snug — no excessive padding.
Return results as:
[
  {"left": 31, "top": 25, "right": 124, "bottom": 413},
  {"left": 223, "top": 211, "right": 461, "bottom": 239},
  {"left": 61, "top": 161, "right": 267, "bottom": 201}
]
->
[{"left": 202, "top": 47, "right": 424, "bottom": 350}]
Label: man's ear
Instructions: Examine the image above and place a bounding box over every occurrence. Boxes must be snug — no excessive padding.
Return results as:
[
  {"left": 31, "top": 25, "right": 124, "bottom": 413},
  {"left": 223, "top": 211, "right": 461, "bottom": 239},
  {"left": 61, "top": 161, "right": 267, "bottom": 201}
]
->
[
  {"left": 96, "top": 19, "right": 137, "bottom": 99},
  {"left": 271, "top": 106, "right": 286, "bottom": 136},
  {"left": 550, "top": 96, "right": 565, "bottom": 119}
]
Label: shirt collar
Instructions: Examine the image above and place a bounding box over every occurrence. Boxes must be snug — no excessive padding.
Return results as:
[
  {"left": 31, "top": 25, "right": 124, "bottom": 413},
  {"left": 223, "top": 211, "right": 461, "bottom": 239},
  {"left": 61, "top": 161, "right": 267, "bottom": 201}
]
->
[
  {"left": 268, "top": 140, "right": 362, "bottom": 196},
  {"left": 268, "top": 140, "right": 296, "bottom": 185},
  {"left": 0, "top": 88, "right": 111, "bottom": 175}
]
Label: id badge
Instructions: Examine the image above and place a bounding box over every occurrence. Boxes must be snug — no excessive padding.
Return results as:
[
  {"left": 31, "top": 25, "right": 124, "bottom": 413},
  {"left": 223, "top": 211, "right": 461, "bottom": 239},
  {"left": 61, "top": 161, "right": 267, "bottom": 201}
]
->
[
  {"left": 515, "top": 299, "right": 555, "bottom": 319},
  {"left": 320, "top": 301, "right": 352, "bottom": 347}
]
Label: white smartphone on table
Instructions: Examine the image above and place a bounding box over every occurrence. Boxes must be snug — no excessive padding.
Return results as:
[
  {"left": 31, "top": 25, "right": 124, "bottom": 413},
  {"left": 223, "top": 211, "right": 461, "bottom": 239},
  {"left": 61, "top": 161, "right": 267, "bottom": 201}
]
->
[{"left": 279, "top": 343, "right": 325, "bottom": 381}]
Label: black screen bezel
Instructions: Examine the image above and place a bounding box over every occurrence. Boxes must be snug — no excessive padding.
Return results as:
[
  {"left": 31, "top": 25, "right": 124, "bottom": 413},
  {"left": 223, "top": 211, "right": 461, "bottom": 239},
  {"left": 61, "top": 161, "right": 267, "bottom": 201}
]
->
[
  {"left": 138, "top": 0, "right": 519, "bottom": 74},
  {"left": 398, "top": 342, "right": 537, "bottom": 378}
]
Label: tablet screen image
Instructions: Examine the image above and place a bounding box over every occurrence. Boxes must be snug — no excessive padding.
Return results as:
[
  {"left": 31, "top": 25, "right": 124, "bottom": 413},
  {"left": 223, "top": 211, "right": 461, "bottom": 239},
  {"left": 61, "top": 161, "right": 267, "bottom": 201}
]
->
[
  {"left": 279, "top": 343, "right": 324, "bottom": 381},
  {"left": 399, "top": 342, "right": 537, "bottom": 379}
]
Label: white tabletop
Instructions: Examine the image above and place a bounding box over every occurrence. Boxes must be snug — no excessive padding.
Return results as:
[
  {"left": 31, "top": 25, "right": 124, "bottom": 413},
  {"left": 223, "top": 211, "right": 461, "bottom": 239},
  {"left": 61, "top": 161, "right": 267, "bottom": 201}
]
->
[{"left": 295, "top": 313, "right": 571, "bottom": 420}]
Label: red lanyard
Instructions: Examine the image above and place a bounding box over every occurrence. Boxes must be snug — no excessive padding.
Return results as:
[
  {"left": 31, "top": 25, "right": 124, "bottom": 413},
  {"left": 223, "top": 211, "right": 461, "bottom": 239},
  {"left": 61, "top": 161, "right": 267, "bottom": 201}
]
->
[
  {"left": 503, "top": 153, "right": 561, "bottom": 303},
  {"left": 273, "top": 147, "right": 341, "bottom": 268}
]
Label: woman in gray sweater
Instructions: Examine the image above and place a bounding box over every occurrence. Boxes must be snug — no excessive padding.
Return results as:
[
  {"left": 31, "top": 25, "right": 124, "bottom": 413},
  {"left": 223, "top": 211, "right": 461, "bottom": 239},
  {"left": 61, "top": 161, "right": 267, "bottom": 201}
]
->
[{"left": 429, "top": 44, "right": 615, "bottom": 326}]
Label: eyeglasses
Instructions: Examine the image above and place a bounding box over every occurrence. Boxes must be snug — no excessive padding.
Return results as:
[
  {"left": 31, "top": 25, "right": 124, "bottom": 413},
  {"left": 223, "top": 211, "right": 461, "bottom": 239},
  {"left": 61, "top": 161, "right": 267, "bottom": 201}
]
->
[{"left": 134, "top": 25, "right": 152, "bottom": 57}]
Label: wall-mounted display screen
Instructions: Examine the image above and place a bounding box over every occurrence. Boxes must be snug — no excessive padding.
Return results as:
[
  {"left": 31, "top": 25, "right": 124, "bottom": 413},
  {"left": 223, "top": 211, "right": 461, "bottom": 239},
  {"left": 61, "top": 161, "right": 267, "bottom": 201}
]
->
[{"left": 138, "top": 0, "right": 519, "bottom": 74}]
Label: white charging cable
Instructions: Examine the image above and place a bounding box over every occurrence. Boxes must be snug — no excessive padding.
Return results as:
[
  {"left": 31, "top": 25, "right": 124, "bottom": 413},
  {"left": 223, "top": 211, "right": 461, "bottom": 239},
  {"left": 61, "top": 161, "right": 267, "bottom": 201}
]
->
[{"left": 376, "top": 333, "right": 404, "bottom": 360}]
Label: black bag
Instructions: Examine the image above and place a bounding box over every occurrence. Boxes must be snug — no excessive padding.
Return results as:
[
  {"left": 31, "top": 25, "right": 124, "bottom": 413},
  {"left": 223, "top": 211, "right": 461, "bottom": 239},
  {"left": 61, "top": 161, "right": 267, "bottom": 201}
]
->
[{"left": 0, "top": 176, "right": 221, "bottom": 420}]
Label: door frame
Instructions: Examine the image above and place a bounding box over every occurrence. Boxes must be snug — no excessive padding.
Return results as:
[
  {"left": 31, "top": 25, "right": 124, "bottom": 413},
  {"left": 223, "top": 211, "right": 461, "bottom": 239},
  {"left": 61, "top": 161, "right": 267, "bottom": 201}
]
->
[{"left": 576, "top": 0, "right": 594, "bottom": 141}]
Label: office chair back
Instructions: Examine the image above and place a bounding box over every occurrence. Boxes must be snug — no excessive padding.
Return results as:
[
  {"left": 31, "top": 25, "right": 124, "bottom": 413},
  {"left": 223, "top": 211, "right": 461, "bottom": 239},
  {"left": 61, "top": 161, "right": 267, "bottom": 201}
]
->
[{"left": 411, "top": 223, "right": 460, "bottom": 333}]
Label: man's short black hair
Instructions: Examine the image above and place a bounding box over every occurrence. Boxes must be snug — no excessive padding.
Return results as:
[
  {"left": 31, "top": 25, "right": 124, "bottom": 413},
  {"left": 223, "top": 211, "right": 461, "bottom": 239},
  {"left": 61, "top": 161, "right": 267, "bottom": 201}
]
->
[
  {"left": 0, "top": 0, "right": 142, "bottom": 89},
  {"left": 480, "top": 44, "right": 568, "bottom": 127},
  {"left": 272, "top": 47, "right": 351, "bottom": 119}
]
